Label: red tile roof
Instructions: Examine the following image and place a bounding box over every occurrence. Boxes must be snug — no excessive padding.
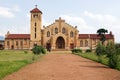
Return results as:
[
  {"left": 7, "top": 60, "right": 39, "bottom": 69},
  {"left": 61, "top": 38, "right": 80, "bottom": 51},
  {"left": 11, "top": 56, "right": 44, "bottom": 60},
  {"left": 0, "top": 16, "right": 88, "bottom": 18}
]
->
[
  {"left": 30, "top": 8, "right": 42, "bottom": 14},
  {"left": 79, "top": 34, "right": 114, "bottom": 39},
  {"left": 79, "top": 34, "right": 89, "bottom": 39},
  {"left": 6, "top": 34, "right": 30, "bottom": 39}
]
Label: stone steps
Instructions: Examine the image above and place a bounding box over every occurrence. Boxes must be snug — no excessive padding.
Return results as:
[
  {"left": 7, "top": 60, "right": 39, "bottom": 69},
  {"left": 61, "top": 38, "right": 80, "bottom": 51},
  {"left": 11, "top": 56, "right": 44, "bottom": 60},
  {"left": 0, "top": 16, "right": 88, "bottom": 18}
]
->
[{"left": 48, "top": 50, "right": 72, "bottom": 54}]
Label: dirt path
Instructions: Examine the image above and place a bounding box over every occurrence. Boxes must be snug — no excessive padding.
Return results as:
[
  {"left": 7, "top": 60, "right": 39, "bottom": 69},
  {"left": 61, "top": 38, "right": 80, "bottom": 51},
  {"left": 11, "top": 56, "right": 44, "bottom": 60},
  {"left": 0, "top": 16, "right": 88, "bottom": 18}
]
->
[{"left": 3, "top": 53, "right": 120, "bottom": 80}]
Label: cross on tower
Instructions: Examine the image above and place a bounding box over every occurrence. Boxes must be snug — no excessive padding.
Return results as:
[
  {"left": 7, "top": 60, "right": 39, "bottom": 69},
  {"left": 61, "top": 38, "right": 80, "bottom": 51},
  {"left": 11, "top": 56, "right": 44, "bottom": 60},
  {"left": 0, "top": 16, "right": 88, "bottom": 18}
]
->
[
  {"left": 55, "top": 17, "right": 65, "bottom": 32},
  {"left": 35, "top": 5, "right": 37, "bottom": 8}
]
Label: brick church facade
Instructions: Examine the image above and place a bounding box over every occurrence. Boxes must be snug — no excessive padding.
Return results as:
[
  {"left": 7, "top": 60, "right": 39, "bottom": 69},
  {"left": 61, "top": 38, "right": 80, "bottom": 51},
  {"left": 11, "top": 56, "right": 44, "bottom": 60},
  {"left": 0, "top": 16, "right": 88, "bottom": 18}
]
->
[{"left": 4, "top": 7, "right": 114, "bottom": 50}]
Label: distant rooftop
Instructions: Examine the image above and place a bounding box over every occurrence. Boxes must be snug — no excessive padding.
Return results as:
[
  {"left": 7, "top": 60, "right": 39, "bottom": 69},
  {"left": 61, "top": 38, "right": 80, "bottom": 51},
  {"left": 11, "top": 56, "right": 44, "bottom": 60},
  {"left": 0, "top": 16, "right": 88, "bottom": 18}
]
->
[{"left": 6, "top": 34, "right": 30, "bottom": 39}]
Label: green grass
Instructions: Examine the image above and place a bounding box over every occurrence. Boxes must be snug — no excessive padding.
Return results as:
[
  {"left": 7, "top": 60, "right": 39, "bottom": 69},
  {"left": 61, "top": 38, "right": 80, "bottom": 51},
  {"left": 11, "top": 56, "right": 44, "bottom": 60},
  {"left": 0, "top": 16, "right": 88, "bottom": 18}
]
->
[
  {"left": 74, "top": 52, "right": 120, "bottom": 70},
  {"left": 0, "top": 50, "right": 43, "bottom": 79},
  {"left": 75, "top": 52, "right": 109, "bottom": 65}
]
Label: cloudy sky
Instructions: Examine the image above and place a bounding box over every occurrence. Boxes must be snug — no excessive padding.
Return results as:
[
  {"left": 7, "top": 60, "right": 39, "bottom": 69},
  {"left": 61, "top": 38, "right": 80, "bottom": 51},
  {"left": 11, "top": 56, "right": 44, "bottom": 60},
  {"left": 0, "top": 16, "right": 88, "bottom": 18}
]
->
[{"left": 0, "top": 0, "right": 120, "bottom": 42}]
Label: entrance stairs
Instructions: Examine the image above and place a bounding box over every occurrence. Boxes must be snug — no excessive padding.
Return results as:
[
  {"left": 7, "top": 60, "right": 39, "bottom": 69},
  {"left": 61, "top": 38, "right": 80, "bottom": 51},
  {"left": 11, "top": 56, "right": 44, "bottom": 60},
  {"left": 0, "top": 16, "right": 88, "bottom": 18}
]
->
[{"left": 49, "top": 50, "right": 72, "bottom": 54}]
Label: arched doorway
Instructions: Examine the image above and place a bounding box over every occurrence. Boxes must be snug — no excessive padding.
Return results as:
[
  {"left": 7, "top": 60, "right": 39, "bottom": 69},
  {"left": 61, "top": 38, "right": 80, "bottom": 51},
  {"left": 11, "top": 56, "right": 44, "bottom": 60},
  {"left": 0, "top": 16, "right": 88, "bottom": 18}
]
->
[
  {"left": 46, "top": 43, "right": 51, "bottom": 51},
  {"left": 46, "top": 40, "right": 51, "bottom": 51},
  {"left": 56, "top": 37, "right": 65, "bottom": 49}
]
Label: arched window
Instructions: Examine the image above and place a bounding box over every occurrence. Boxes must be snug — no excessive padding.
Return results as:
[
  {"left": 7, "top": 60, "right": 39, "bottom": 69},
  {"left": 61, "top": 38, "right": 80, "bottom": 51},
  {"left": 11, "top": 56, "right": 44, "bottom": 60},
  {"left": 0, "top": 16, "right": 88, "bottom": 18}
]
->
[
  {"left": 35, "top": 27, "right": 36, "bottom": 32},
  {"left": 24, "top": 39, "right": 27, "bottom": 45},
  {"left": 85, "top": 40, "right": 88, "bottom": 47},
  {"left": 80, "top": 40, "right": 83, "bottom": 47},
  {"left": 70, "top": 31, "right": 74, "bottom": 37},
  {"left": 20, "top": 41, "right": 23, "bottom": 46},
  {"left": 55, "top": 28, "right": 58, "bottom": 34},
  {"left": 16, "top": 41, "right": 18, "bottom": 46},
  {"left": 93, "top": 39, "right": 96, "bottom": 45},
  {"left": 33, "top": 14, "right": 38, "bottom": 18},
  {"left": 47, "top": 31, "right": 50, "bottom": 37},
  {"left": 35, "top": 33, "right": 36, "bottom": 39},
  {"left": 35, "top": 22, "right": 37, "bottom": 26},
  {"left": 62, "top": 28, "right": 66, "bottom": 34},
  {"left": 7, "top": 41, "right": 9, "bottom": 46}
]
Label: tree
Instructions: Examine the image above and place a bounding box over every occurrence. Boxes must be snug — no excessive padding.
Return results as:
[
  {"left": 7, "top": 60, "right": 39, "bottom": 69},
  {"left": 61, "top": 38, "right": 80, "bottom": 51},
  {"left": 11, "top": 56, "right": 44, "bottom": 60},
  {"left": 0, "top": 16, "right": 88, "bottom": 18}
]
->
[
  {"left": 97, "top": 28, "right": 108, "bottom": 44},
  {"left": 96, "top": 42, "right": 106, "bottom": 62}
]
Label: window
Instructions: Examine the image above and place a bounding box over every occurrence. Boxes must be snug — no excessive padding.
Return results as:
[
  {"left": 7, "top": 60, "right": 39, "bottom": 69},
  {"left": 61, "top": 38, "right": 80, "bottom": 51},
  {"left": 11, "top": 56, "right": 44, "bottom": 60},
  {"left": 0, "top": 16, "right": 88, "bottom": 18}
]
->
[
  {"left": 80, "top": 40, "right": 83, "bottom": 47},
  {"left": 85, "top": 40, "right": 88, "bottom": 47},
  {"left": 35, "top": 33, "right": 36, "bottom": 39},
  {"left": 55, "top": 28, "right": 58, "bottom": 34},
  {"left": 20, "top": 41, "right": 23, "bottom": 46},
  {"left": 16, "top": 41, "right": 18, "bottom": 46},
  {"left": 7, "top": 41, "right": 9, "bottom": 46},
  {"left": 35, "top": 26, "right": 36, "bottom": 39},
  {"left": 70, "top": 31, "right": 74, "bottom": 37},
  {"left": 35, "top": 22, "right": 37, "bottom": 26},
  {"left": 33, "top": 14, "right": 38, "bottom": 18},
  {"left": 62, "top": 28, "right": 66, "bottom": 34},
  {"left": 93, "top": 39, "right": 96, "bottom": 45},
  {"left": 47, "top": 31, "right": 50, "bottom": 37},
  {"left": 24, "top": 39, "right": 27, "bottom": 45},
  {"left": 35, "top": 27, "right": 36, "bottom": 32}
]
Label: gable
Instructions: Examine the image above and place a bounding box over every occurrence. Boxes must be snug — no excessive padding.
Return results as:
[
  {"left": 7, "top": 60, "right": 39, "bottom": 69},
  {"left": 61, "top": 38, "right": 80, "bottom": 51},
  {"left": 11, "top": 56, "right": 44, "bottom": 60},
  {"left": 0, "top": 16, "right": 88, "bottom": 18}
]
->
[{"left": 43, "top": 17, "right": 78, "bottom": 35}]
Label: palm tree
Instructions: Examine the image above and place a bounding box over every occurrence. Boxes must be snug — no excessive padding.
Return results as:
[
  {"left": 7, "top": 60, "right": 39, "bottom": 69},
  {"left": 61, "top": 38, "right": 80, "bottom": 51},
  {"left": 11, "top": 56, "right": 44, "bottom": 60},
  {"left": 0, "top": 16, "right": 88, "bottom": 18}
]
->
[{"left": 97, "top": 28, "right": 108, "bottom": 44}]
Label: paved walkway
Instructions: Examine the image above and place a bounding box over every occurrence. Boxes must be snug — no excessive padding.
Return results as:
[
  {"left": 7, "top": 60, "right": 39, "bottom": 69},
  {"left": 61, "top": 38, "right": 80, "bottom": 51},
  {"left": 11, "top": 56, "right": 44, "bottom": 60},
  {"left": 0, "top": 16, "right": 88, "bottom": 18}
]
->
[{"left": 3, "top": 53, "right": 120, "bottom": 80}]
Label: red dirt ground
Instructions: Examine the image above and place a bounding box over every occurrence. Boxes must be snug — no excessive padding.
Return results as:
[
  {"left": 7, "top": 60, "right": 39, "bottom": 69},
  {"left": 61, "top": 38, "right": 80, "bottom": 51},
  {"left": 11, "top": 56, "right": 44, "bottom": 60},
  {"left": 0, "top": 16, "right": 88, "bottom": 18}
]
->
[{"left": 3, "top": 53, "right": 120, "bottom": 80}]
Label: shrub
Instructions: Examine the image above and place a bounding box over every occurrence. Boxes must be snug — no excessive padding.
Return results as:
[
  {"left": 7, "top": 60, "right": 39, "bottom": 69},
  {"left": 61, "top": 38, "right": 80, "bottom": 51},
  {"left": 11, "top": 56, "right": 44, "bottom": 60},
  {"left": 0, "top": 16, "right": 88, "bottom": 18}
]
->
[
  {"left": 106, "top": 42, "right": 115, "bottom": 58},
  {"left": 108, "top": 54, "right": 118, "bottom": 68},
  {"left": 71, "top": 49, "right": 75, "bottom": 53},
  {"left": 96, "top": 42, "right": 106, "bottom": 56},
  {"left": 105, "top": 42, "right": 120, "bottom": 69},
  {"left": 24, "top": 50, "right": 28, "bottom": 54},
  {"left": 42, "top": 48, "right": 47, "bottom": 54},
  {"left": 115, "top": 44, "right": 120, "bottom": 55},
  {"left": 71, "top": 48, "right": 82, "bottom": 53},
  {"left": 86, "top": 49, "right": 92, "bottom": 53},
  {"left": 32, "top": 46, "right": 46, "bottom": 54},
  {"left": 96, "top": 42, "right": 106, "bottom": 62},
  {"left": 116, "top": 48, "right": 120, "bottom": 55}
]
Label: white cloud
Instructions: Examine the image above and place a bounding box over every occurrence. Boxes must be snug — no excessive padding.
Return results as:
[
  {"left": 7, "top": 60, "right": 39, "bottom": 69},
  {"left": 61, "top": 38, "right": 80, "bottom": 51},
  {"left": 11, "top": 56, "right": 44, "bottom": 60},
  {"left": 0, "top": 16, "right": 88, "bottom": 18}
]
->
[
  {"left": 60, "top": 15, "right": 96, "bottom": 34},
  {"left": 0, "top": 6, "right": 15, "bottom": 18},
  {"left": 42, "top": 18, "right": 53, "bottom": 27},
  {"left": 26, "top": 13, "right": 30, "bottom": 19},
  {"left": 0, "top": 5, "right": 20, "bottom": 18},
  {"left": 0, "top": 24, "right": 30, "bottom": 39},
  {"left": 83, "top": 11, "right": 120, "bottom": 43},
  {"left": 61, "top": 15, "right": 86, "bottom": 25},
  {"left": 84, "top": 11, "right": 119, "bottom": 24},
  {"left": 0, "top": 32, "right": 4, "bottom": 36},
  {"left": 12, "top": 5, "right": 20, "bottom": 12}
]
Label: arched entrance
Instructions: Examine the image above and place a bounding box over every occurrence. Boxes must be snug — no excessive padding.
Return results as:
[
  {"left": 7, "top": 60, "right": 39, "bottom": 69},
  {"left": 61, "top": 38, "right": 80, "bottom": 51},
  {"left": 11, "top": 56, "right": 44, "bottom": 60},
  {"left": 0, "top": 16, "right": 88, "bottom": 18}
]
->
[
  {"left": 46, "top": 40, "right": 51, "bottom": 51},
  {"left": 56, "top": 37, "right": 65, "bottom": 49},
  {"left": 46, "top": 43, "right": 51, "bottom": 51}
]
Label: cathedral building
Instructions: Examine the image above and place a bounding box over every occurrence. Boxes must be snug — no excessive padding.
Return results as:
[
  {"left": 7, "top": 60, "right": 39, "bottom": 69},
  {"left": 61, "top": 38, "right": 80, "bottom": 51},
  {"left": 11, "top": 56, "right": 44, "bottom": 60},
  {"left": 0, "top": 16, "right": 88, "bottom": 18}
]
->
[{"left": 4, "top": 6, "right": 114, "bottom": 50}]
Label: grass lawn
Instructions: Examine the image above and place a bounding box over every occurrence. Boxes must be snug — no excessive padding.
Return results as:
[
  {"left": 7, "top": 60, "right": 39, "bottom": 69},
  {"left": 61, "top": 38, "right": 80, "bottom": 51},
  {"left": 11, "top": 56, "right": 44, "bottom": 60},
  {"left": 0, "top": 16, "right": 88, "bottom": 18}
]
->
[
  {"left": 74, "top": 52, "right": 120, "bottom": 70},
  {"left": 0, "top": 50, "right": 43, "bottom": 79},
  {"left": 75, "top": 52, "right": 109, "bottom": 65}
]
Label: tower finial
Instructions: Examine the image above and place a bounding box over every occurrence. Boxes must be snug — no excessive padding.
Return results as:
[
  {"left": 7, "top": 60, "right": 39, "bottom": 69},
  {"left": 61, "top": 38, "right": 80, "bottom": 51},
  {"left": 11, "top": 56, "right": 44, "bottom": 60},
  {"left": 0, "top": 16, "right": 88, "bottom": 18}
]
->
[{"left": 35, "top": 5, "right": 37, "bottom": 8}]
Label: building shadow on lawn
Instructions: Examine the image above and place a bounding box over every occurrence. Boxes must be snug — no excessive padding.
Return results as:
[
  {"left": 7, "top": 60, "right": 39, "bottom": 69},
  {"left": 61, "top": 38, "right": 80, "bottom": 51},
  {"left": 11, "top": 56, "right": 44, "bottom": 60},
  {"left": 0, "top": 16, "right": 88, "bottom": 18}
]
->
[
  {"left": 79, "top": 65, "right": 109, "bottom": 69},
  {"left": 77, "top": 60, "right": 97, "bottom": 63}
]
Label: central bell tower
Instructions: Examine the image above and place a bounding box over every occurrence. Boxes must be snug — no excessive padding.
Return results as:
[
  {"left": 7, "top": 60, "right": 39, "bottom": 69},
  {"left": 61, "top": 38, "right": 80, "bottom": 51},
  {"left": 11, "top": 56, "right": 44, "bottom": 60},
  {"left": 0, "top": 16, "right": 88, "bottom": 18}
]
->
[{"left": 30, "top": 5, "right": 42, "bottom": 48}]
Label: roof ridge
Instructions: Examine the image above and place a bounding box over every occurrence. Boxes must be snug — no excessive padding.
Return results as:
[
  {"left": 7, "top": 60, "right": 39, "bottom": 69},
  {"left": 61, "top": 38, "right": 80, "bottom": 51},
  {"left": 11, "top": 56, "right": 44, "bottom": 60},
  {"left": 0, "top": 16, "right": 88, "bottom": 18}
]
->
[{"left": 30, "top": 7, "right": 42, "bottom": 14}]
